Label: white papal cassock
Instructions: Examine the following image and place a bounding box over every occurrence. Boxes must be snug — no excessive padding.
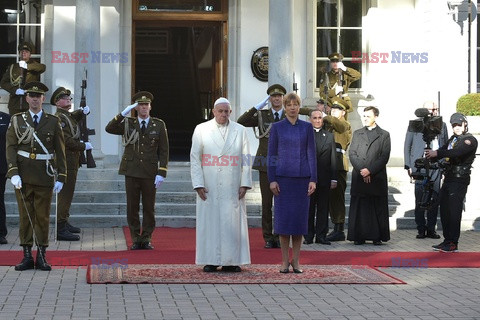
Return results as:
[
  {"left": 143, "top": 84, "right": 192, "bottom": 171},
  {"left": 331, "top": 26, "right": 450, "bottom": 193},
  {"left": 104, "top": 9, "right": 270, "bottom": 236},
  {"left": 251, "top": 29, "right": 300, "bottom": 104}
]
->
[{"left": 190, "top": 118, "right": 252, "bottom": 266}]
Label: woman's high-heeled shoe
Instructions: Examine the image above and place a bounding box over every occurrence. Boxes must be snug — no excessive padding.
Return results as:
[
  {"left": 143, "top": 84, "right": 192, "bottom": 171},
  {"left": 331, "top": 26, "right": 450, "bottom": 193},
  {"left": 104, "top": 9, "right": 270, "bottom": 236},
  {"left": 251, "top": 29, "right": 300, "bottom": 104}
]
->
[
  {"left": 290, "top": 261, "right": 303, "bottom": 274},
  {"left": 279, "top": 263, "right": 290, "bottom": 273}
]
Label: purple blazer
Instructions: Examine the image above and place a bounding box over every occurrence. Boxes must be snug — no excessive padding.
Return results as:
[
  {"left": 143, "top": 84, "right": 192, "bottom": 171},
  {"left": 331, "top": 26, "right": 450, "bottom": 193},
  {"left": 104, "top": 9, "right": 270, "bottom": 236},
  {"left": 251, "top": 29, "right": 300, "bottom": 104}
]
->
[{"left": 267, "top": 118, "right": 317, "bottom": 183}]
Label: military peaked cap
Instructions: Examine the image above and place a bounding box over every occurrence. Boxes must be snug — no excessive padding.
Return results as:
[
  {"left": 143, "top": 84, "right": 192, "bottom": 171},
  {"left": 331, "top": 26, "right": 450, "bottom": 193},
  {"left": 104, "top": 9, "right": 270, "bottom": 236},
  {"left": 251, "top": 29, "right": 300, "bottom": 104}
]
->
[
  {"left": 450, "top": 112, "right": 467, "bottom": 125},
  {"left": 132, "top": 91, "right": 153, "bottom": 103},
  {"left": 328, "top": 52, "right": 344, "bottom": 61},
  {"left": 50, "top": 87, "right": 71, "bottom": 105},
  {"left": 329, "top": 97, "right": 348, "bottom": 111},
  {"left": 267, "top": 84, "right": 286, "bottom": 96},
  {"left": 24, "top": 81, "right": 49, "bottom": 94},
  {"left": 18, "top": 41, "right": 34, "bottom": 53}
]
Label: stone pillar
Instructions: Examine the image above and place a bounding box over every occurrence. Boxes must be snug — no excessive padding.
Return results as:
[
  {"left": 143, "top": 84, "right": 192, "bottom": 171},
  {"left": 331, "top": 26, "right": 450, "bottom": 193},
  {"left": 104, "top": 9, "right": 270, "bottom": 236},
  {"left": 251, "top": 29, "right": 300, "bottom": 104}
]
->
[
  {"left": 268, "top": 0, "right": 294, "bottom": 91},
  {"left": 75, "top": 0, "right": 102, "bottom": 160}
]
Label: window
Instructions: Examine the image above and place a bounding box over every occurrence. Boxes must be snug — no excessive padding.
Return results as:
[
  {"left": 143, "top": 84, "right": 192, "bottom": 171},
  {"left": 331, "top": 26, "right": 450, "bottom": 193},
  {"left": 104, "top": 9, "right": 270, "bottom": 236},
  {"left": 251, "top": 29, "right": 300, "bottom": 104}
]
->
[
  {"left": 0, "top": 0, "right": 42, "bottom": 76},
  {"left": 315, "top": 0, "right": 363, "bottom": 89}
]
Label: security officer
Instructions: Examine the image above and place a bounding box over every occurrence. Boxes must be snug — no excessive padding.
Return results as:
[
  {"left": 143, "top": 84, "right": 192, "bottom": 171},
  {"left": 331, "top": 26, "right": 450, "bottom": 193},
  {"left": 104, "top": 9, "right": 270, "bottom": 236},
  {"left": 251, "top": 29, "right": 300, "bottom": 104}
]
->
[
  {"left": 105, "top": 91, "right": 169, "bottom": 250},
  {"left": 319, "top": 53, "right": 361, "bottom": 119},
  {"left": 237, "top": 84, "right": 286, "bottom": 249},
  {"left": 6, "top": 81, "right": 67, "bottom": 271},
  {"left": 0, "top": 42, "right": 46, "bottom": 115},
  {"left": 52, "top": 87, "right": 91, "bottom": 241},
  {"left": 0, "top": 111, "right": 11, "bottom": 244},
  {"left": 324, "top": 97, "right": 352, "bottom": 242},
  {"left": 425, "top": 113, "right": 477, "bottom": 252}
]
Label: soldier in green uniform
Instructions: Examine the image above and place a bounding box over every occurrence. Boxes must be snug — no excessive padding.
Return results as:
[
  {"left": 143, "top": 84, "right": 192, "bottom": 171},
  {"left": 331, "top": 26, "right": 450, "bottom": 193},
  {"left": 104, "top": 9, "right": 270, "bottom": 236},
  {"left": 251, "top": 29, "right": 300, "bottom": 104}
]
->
[
  {"left": 323, "top": 97, "right": 352, "bottom": 242},
  {"left": 6, "top": 81, "right": 67, "bottom": 271},
  {"left": 0, "top": 42, "right": 46, "bottom": 115},
  {"left": 319, "top": 53, "right": 361, "bottom": 119},
  {"left": 105, "top": 91, "right": 169, "bottom": 250},
  {"left": 52, "top": 87, "right": 91, "bottom": 241},
  {"left": 237, "top": 84, "right": 286, "bottom": 249}
]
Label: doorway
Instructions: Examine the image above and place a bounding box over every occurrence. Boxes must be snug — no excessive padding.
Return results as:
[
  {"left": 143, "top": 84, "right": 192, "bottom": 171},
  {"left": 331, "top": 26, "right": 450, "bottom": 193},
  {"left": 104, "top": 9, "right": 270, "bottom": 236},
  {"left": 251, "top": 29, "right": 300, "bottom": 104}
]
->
[{"left": 134, "top": 23, "right": 225, "bottom": 161}]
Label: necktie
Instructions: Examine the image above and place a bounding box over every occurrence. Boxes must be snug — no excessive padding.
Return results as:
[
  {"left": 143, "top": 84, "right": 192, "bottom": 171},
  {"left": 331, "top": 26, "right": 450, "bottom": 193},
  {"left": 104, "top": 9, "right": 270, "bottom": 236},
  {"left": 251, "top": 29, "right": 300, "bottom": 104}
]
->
[
  {"left": 141, "top": 120, "right": 146, "bottom": 134},
  {"left": 33, "top": 114, "right": 38, "bottom": 128},
  {"left": 274, "top": 112, "right": 280, "bottom": 122}
]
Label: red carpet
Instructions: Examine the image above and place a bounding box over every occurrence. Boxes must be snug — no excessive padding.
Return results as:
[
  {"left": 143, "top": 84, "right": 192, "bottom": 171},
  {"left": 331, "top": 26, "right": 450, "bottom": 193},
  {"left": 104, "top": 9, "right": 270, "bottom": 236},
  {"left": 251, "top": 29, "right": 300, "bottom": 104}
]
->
[
  {"left": 1, "top": 227, "right": 479, "bottom": 268},
  {"left": 87, "top": 264, "right": 405, "bottom": 285}
]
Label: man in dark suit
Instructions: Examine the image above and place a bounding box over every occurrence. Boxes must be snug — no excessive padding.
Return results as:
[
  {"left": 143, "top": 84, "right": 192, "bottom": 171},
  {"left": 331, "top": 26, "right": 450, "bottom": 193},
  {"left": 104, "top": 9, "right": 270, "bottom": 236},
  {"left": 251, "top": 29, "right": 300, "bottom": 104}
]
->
[
  {"left": 0, "top": 111, "right": 11, "bottom": 244},
  {"left": 237, "top": 84, "right": 286, "bottom": 249},
  {"left": 404, "top": 101, "right": 448, "bottom": 239},
  {"left": 303, "top": 110, "right": 337, "bottom": 245}
]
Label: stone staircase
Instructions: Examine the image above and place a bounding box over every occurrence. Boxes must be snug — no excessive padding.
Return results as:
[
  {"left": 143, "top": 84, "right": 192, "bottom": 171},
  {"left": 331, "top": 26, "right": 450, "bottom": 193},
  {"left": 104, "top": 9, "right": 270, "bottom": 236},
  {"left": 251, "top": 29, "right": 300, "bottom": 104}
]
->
[{"left": 4, "top": 163, "right": 479, "bottom": 230}]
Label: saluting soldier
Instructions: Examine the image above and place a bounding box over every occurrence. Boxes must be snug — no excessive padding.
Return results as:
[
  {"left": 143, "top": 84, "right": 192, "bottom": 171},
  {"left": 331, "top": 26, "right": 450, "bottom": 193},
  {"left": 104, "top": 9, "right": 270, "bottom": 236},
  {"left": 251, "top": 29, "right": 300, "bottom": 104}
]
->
[
  {"left": 52, "top": 87, "right": 91, "bottom": 241},
  {"left": 319, "top": 53, "right": 361, "bottom": 118},
  {"left": 0, "top": 42, "right": 46, "bottom": 115},
  {"left": 105, "top": 91, "right": 169, "bottom": 250},
  {"left": 323, "top": 97, "right": 352, "bottom": 242},
  {"left": 6, "top": 81, "right": 67, "bottom": 271},
  {"left": 237, "top": 84, "right": 286, "bottom": 249}
]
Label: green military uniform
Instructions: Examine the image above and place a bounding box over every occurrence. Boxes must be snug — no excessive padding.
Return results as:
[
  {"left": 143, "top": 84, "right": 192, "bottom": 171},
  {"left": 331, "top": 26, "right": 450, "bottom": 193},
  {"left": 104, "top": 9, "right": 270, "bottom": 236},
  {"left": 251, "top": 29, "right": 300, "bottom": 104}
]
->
[
  {"left": 6, "top": 82, "right": 66, "bottom": 249},
  {"left": 323, "top": 98, "right": 352, "bottom": 240},
  {"left": 52, "top": 87, "right": 86, "bottom": 240},
  {"left": 0, "top": 42, "right": 46, "bottom": 115},
  {"left": 237, "top": 84, "right": 286, "bottom": 247},
  {"left": 105, "top": 91, "right": 169, "bottom": 248},
  {"left": 319, "top": 53, "right": 361, "bottom": 117}
]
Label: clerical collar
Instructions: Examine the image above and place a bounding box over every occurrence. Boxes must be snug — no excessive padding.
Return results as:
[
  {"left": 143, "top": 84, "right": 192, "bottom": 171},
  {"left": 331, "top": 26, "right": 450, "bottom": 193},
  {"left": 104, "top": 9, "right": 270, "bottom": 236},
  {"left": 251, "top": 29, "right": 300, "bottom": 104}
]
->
[
  {"left": 314, "top": 128, "right": 321, "bottom": 132},
  {"left": 366, "top": 124, "right": 377, "bottom": 130}
]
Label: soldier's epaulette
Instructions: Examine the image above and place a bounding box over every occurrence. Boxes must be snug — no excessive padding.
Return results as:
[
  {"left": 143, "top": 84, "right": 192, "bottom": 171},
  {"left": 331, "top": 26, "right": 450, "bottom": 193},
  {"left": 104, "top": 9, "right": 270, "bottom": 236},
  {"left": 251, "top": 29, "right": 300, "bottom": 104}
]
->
[
  {"left": 12, "top": 111, "right": 26, "bottom": 117},
  {"left": 47, "top": 113, "right": 60, "bottom": 120},
  {"left": 151, "top": 117, "right": 165, "bottom": 124}
]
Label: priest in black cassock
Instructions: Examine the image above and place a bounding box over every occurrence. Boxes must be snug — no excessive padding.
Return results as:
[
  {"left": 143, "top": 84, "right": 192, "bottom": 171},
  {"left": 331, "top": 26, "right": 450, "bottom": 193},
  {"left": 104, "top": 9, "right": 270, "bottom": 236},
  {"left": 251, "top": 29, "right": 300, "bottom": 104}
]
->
[{"left": 347, "top": 106, "right": 391, "bottom": 245}]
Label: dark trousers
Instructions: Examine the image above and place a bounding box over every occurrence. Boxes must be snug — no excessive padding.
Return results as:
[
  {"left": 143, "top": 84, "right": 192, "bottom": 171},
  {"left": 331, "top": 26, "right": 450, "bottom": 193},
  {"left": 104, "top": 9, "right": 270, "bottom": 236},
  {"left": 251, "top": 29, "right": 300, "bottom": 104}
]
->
[
  {"left": 414, "top": 182, "right": 439, "bottom": 232},
  {"left": 439, "top": 181, "right": 468, "bottom": 244},
  {"left": 125, "top": 176, "right": 156, "bottom": 244},
  {"left": 259, "top": 171, "right": 278, "bottom": 242},
  {"left": 15, "top": 183, "right": 53, "bottom": 246},
  {"left": 57, "top": 168, "right": 78, "bottom": 225},
  {"left": 0, "top": 174, "right": 6, "bottom": 237},
  {"left": 329, "top": 170, "right": 347, "bottom": 224},
  {"left": 305, "top": 185, "right": 330, "bottom": 241}
]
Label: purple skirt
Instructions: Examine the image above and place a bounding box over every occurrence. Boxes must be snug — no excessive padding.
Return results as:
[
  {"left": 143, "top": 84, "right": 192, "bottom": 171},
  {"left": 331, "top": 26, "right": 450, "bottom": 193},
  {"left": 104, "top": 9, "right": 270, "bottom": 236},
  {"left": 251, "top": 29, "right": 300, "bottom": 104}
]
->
[{"left": 273, "top": 176, "right": 310, "bottom": 235}]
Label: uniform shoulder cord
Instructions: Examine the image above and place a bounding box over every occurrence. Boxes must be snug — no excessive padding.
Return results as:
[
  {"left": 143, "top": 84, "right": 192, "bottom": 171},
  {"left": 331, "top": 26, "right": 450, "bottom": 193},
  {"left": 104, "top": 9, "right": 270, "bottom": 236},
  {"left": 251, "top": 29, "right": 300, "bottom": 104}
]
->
[
  {"left": 13, "top": 114, "right": 34, "bottom": 145},
  {"left": 122, "top": 118, "right": 139, "bottom": 147},
  {"left": 254, "top": 110, "right": 272, "bottom": 139}
]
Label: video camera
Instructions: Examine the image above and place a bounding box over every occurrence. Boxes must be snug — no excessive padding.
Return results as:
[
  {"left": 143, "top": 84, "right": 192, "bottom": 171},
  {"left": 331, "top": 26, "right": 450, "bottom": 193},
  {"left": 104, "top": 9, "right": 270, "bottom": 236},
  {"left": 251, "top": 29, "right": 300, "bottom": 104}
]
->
[{"left": 408, "top": 108, "right": 443, "bottom": 146}]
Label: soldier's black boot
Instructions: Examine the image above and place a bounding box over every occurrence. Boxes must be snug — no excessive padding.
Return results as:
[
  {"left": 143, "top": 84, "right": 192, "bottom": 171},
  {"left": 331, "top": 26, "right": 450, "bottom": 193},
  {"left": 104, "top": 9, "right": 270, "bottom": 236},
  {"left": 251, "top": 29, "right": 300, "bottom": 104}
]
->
[
  {"left": 57, "top": 222, "right": 80, "bottom": 241},
  {"left": 35, "top": 246, "right": 52, "bottom": 271},
  {"left": 326, "top": 223, "right": 346, "bottom": 242},
  {"left": 15, "top": 246, "right": 35, "bottom": 271}
]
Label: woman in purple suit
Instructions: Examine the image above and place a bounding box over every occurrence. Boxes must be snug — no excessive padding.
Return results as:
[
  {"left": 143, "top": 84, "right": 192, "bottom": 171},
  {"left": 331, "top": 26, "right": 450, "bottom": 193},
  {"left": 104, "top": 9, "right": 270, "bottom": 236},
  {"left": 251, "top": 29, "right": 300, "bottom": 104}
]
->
[{"left": 268, "top": 92, "right": 317, "bottom": 273}]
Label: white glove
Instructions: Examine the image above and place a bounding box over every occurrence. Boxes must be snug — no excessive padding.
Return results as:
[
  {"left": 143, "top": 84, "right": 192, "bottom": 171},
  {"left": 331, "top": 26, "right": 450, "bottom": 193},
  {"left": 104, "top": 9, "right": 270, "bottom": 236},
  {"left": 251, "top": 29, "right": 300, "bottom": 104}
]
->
[
  {"left": 154, "top": 175, "right": 164, "bottom": 189},
  {"left": 53, "top": 181, "right": 64, "bottom": 193},
  {"left": 335, "top": 84, "right": 343, "bottom": 95},
  {"left": 121, "top": 103, "right": 138, "bottom": 117},
  {"left": 19, "top": 61, "right": 28, "bottom": 69},
  {"left": 84, "top": 142, "right": 93, "bottom": 150},
  {"left": 11, "top": 175, "right": 22, "bottom": 189},
  {"left": 254, "top": 96, "right": 270, "bottom": 110},
  {"left": 15, "top": 88, "right": 25, "bottom": 96},
  {"left": 82, "top": 105, "right": 90, "bottom": 115},
  {"left": 337, "top": 61, "right": 347, "bottom": 71}
]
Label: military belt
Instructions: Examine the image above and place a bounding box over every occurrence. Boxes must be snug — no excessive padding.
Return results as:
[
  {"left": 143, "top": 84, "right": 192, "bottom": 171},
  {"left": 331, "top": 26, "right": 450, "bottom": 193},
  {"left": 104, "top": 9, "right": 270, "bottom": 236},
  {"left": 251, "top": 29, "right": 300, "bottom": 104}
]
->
[
  {"left": 17, "top": 150, "right": 54, "bottom": 160},
  {"left": 336, "top": 148, "right": 345, "bottom": 154}
]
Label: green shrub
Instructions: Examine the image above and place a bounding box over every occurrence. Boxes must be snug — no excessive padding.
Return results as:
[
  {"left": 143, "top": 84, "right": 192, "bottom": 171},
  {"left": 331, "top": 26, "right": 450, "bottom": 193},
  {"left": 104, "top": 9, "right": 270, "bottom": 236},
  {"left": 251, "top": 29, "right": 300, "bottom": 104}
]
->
[{"left": 456, "top": 93, "right": 480, "bottom": 116}]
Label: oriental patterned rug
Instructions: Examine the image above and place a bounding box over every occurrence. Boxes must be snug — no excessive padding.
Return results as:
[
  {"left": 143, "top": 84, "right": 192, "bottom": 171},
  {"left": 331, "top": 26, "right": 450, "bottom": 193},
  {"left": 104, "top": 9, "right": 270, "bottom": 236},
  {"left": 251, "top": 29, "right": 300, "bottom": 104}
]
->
[{"left": 86, "top": 264, "right": 405, "bottom": 284}]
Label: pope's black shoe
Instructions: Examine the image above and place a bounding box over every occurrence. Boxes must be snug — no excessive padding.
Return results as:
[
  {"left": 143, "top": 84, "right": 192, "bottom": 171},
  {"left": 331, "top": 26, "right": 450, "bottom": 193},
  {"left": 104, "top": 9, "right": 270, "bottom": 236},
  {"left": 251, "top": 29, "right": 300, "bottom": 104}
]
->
[
  {"left": 142, "top": 242, "right": 154, "bottom": 250},
  {"left": 222, "top": 266, "right": 241, "bottom": 272},
  {"left": 57, "top": 227, "right": 80, "bottom": 241},
  {"left": 203, "top": 265, "right": 219, "bottom": 272},
  {"left": 66, "top": 222, "right": 81, "bottom": 234},
  {"left": 35, "top": 246, "right": 52, "bottom": 271},
  {"left": 15, "top": 246, "right": 34, "bottom": 271}
]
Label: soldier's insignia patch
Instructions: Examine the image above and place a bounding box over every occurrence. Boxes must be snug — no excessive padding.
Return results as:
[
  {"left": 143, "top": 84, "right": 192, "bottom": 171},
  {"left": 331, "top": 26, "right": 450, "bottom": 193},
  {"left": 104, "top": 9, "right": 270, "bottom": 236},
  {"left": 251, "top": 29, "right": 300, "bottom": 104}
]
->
[
  {"left": 8, "top": 163, "right": 12, "bottom": 167},
  {"left": 465, "top": 139, "right": 471, "bottom": 145}
]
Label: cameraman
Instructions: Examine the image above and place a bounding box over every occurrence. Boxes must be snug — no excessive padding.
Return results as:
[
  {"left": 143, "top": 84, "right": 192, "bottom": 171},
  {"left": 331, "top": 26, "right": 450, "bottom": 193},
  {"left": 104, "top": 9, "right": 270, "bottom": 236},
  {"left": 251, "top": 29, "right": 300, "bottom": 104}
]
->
[
  {"left": 404, "top": 101, "right": 448, "bottom": 239},
  {"left": 425, "top": 113, "right": 478, "bottom": 252}
]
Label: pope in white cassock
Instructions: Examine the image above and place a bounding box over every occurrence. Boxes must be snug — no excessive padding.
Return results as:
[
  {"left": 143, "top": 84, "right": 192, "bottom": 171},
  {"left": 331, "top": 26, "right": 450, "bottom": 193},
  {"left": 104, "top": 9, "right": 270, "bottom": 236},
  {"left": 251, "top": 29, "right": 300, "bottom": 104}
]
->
[{"left": 190, "top": 97, "right": 252, "bottom": 273}]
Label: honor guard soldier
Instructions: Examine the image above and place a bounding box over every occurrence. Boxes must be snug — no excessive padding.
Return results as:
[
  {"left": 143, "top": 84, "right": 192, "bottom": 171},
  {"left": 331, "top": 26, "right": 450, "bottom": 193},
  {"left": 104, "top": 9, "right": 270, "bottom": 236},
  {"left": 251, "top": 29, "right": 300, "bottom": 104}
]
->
[
  {"left": 0, "top": 42, "right": 46, "bottom": 115},
  {"left": 425, "top": 113, "right": 478, "bottom": 252},
  {"left": 6, "top": 81, "right": 67, "bottom": 271},
  {"left": 319, "top": 53, "right": 361, "bottom": 119},
  {"left": 105, "top": 91, "right": 169, "bottom": 250},
  {"left": 323, "top": 97, "right": 352, "bottom": 242},
  {"left": 52, "top": 87, "right": 91, "bottom": 241},
  {"left": 237, "top": 84, "right": 287, "bottom": 249}
]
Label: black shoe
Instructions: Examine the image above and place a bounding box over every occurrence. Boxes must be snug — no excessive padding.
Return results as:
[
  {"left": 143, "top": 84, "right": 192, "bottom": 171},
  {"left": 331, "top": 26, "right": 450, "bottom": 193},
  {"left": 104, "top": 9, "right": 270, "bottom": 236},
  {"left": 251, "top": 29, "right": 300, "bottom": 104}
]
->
[
  {"left": 432, "top": 241, "right": 445, "bottom": 251},
  {"left": 373, "top": 240, "right": 382, "bottom": 245},
  {"left": 141, "top": 242, "right": 154, "bottom": 250},
  {"left": 426, "top": 230, "right": 441, "bottom": 239},
  {"left": 264, "top": 241, "right": 274, "bottom": 249},
  {"left": 416, "top": 230, "right": 426, "bottom": 239},
  {"left": 438, "top": 242, "right": 458, "bottom": 253},
  {"left": 303, "top": 238, "right": 313, "bottom": 245},
  {"left": 35, "top": 246, "right": 52, "bottom": 271},
  {"left": 222, "top": 266, "right": 242, "bottom": 272},
  {"left": 15, "top": 246, "right": 34, "bottom": 271},
  {"left": 290, "top": 261, "right": 303, "bottom": 274},
  {"left": 57, "top": 228, "right": 80, "bottom": 241},
  {"left": 130, "top": 242, "right": 142, "bottom": 250},
  {"left": 354, "top": 240, "right": 365, "bottom": 245},
  {"left": 274, "top": 240, "right": 280, "bottom": 248},
  {"left": 203, "top": 265, "right": 219, "bottom": 272},
  {"left": 315, "top": 237, "right": 331, "bottom": 245},
  {"left": 66, "top": 222, "right": 81, "bottom": 234},
  {"left": 0, "top": 236, "right": 7, "bottom": 244}
]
